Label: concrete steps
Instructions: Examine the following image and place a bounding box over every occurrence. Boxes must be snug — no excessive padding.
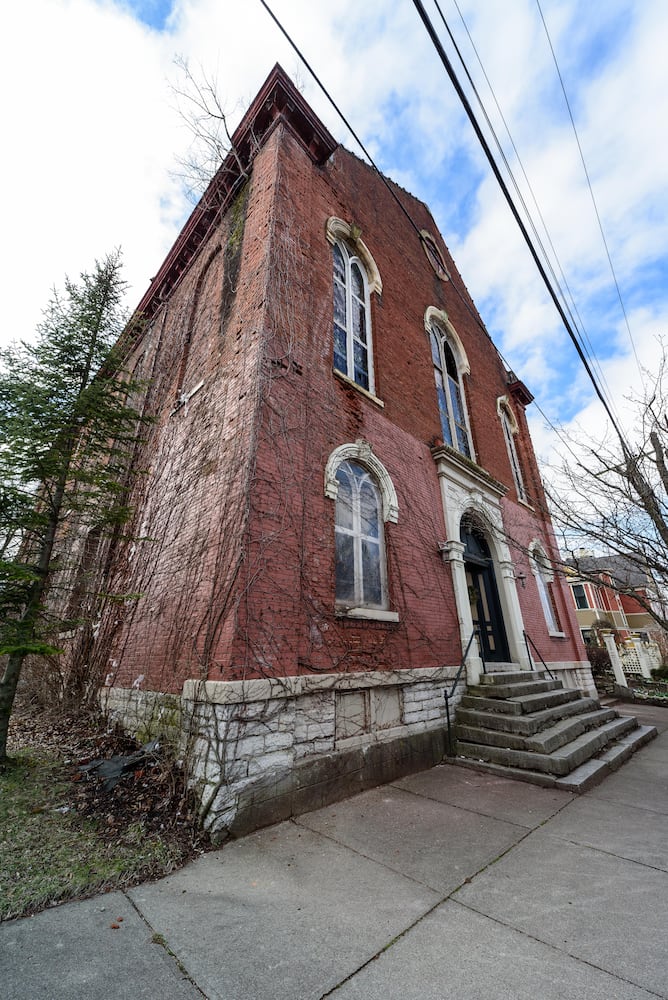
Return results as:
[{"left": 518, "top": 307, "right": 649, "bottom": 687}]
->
[
  {"left": 459, "top": 688, "right": 582, "bottom": 715},
  {"left": 452, "top": 670, "right": 657, "bottom": 792},
  {"left": 467, "top": 678, "right": 562, "bottom": 700},
  {"left": 456, "top": 696, "right": 603, "bottom": 737}
]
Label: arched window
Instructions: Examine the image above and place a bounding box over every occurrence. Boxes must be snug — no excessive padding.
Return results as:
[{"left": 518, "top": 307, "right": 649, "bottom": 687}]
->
[
  {"left": 498, "top": 399, "right": 527, "bottom": 502},
  {"left": 530, "top": 543, "right": 560, "bottom": 634},
  {"left": 334, "top": 460, "right": 387, "bottom": 608},
  {"left": 429, "top": 320, "right": 472, "bottom": 457},
  {"left": 420, "top": 230, "right": 450, "bottom": 280},
  {"left": 332, "top": 241, "right": 374, "bottom": 393}
]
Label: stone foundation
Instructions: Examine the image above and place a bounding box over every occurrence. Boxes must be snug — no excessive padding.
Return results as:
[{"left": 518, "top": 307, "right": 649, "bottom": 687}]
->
[
  {"left": 546, "top": 661, "right": 597, "bottom": 699},
  {"left": 101, "top": 660, "right": 594, "bottom": 839},
  {"left": 100, "top": 687, "right": 182, "bottom": 745},
  {"left": 103, "top": 665, "right": 463, "bottom": 840}
]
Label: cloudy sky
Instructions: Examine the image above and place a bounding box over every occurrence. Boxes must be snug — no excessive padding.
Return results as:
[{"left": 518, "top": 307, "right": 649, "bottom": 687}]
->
[{"left": 3, "top": 0, "right": 667, "bottom": 460}]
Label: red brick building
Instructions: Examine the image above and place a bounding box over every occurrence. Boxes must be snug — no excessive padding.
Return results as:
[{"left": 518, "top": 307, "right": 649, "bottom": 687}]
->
[
  {"left": 94, "top": 66, "right": 592, "bottom": 835},
  {"left": 567, "top": 553, "right": 667, "bottom": 646}
]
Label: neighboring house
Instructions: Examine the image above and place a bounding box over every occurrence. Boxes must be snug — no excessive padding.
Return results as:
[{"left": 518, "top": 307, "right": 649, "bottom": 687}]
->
[
  {"left": 566, "top": 552, "right": 665, "bottom": 645},
  {"left": 60, "top": 66, "right": 593, "bottom": 836},
  {"left": 568, "top": 569, "right": 632, "bottom": 643}
]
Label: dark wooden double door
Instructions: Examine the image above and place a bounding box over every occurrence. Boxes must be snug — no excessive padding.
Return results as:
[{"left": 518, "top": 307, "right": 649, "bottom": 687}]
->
[{"left": 462, "top": 526, "right": 510, "bottom": 664}]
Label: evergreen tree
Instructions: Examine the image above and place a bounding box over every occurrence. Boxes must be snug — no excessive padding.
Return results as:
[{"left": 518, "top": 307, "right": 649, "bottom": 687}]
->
[{"left": 0, "top": 251, "right": 144, "bottom": 764}]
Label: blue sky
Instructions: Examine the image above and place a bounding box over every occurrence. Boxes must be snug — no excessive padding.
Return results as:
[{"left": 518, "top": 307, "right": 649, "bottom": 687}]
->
[
  {"left": 122, "top": 0, "right": 173, "bottom": 30},
  {"left": 2, "top": 0, "right": 667, "bottom": 463}
]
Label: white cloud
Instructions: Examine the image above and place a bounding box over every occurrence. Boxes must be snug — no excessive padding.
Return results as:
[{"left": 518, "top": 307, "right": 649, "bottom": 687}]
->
[{"left": 2, "top": 0, "right": 666, "bottom": 479}]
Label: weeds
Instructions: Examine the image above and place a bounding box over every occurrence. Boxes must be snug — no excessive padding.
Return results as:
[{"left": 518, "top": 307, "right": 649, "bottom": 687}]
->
[{"left": 1, "top": 709, "right": 206, "bottom": 922}]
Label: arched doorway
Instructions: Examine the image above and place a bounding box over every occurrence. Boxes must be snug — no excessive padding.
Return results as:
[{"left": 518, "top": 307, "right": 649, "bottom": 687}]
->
[{"left": 461, "top": 523, "right": 510, "bottom": 664}]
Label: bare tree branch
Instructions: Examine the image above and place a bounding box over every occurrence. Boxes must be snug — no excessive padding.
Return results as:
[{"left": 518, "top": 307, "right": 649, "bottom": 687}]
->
[{"left": 542, "top": 342, "right": 668, "bottom": 635}]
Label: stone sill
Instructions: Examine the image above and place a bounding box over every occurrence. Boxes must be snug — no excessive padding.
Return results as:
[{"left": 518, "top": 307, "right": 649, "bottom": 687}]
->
[
  {"left": 333, "top": 368, "right": 384, "bottom": 407},
  {"left": 335, "top": 606, "right": 399, "bottom": 622}
]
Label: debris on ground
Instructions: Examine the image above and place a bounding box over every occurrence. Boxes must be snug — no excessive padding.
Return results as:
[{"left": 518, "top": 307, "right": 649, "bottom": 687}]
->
[
  {"left": 78, "top": 740, "right": 161, "bottom": 791},
  {"left": 7, "top": 698, "right": 209, "bottom": 855}
]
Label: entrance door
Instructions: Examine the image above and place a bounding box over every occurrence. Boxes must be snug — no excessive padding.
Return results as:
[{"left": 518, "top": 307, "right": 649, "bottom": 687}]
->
[{"left": 462, "top": 526, "right": 510, "bottom": 663}]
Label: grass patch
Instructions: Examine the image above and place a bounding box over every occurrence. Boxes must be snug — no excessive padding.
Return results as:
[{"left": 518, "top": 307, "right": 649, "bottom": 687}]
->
[{"left": 0, "top": 747, "right": 193, "bottom": 922}]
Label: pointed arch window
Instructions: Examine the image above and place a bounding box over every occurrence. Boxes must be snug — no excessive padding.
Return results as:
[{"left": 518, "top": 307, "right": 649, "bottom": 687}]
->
[
  {"left": 325, "top": 442, "right": 398, "bottom": 620},
  {"left": 429, "top": 321, "right": 472, "bottom": 457},
  {"left": 498, "top": 399, "right": 527, "bottom": 502},
  {"left": 332, "top": 241, "right": 374, "bottom": 393},
  {"left": 334, "top": 460, "right": 387, "bottom": 608},
  {"left": 530, "top": 543, "right": 561, "bottom": 635}
]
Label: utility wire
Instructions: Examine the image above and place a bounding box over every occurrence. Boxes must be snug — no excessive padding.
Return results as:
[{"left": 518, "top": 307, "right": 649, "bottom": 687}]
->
[
  {"left": 254, "top": 0, "right": 603, "bottom": 464},
  {"left": 257, "top": 0, "right": 529, "bottom": 345},
  {"left": 438, "top": 0, "right": 626, "bottom": 441},
  {"left": 431, "top": 0, "right": 618, "bottom": 420},
  {"left": 433, "top": 0, "right": 601, "bottom": 390},
  {"left": 446, "top": 0, "right": 615, "bottom": 414},
  {"left": 258, "top": 0, "right": 425, "bottom": 247},
  {"left": 536, "top": 0, "right": 643, "bottom": 380},
  {"left": 411, "top": 0, "right": 632, "bottom": 454}
]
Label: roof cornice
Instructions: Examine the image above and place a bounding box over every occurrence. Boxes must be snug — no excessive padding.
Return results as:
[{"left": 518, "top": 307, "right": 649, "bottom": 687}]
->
[{"left": 127, "top": 65, "right": 337, "bottom": 339}]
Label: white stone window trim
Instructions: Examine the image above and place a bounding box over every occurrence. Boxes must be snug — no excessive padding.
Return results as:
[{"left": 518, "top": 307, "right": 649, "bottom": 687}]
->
[
  {"left": 325, "top": 440, "right": 399, "bottom": 524},
  {"left": 334, "top": 460, "right": 388, "bottom": 610},
  {"left": 326, "top": 217, "right": 383, "bottom": 295},
  {"left": 420, "top": 230, "right": 451, "bottom": 280},
  {"left": 424, "top": 307, "right": 475, "bottom": 461},
  {"left": 332, "top": 240, "right": 375, "bottom": 393},
  {"left": 529, "top": 540, "right": 565, "bottom": 637},
  {"left": 326, "top": 441, "right": 398, "bottom": 619},
  {"left": 424, "top": 307, "right": 470, "bottom": 373},
  {"left": 329, "top": 220, "right": 379, "bottom": 396},
  {"left": 497, "top": 395, "right": 528, "bottom": 503}
]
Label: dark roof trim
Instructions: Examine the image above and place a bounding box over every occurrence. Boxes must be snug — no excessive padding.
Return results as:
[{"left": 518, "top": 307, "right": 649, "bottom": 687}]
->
[
  {"left": 506, "top": 375, "right": 534, "bottom": 407},
  {"left": 131, "top": 64, "right": 337, "bottom": 330}
]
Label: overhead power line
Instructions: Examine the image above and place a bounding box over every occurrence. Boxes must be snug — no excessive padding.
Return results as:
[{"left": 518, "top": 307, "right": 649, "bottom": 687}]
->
[
  {"left": 254, "top": 0, "right": 614, "bottom": 462},
  {"left": 444, "top": 0, "right": 616, "bottom": 415},
  {"left": 257, "top": 0, "right": 425, "bottom": 247},
  {"left": 257, "top": 0, "right": 535, "bottom": 360},
  {"left": 535, "top": 0, "right": 642, "bottom": 381},
  {"left": 410, "top": 0, "right": 632, "bottom": 454}
]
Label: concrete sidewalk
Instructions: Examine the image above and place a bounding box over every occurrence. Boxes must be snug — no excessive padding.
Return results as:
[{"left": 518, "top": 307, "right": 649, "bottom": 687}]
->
[{"left": 2, "top": 701, "right": 667, "bottom": 1000}]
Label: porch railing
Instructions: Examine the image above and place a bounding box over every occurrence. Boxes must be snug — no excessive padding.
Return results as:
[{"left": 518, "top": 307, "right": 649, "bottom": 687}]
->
[
  {"left": 523, "top": 630, "right": 555, "bottom": 680},
  {"left": 444, "top": 627, "right": 482, "bottom": 756}
]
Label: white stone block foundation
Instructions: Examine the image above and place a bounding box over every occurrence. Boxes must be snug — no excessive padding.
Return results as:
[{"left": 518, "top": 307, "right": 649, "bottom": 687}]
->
[{"left": 103, "top": 659, "right": 595, "bottom": 839}]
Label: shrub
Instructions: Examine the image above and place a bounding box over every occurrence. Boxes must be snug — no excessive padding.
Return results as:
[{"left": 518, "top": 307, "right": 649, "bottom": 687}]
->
[{"left": 586, "top": 644, "right": 611, "bottom": 676}]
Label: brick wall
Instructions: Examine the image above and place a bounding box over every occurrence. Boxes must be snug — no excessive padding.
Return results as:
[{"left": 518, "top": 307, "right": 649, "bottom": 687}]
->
[
  {"left": 57, "top": 67, "right": 593, "bottom": 839},
  {"left": 95, "top": 119, "right": 587, "bottom": 693}
]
